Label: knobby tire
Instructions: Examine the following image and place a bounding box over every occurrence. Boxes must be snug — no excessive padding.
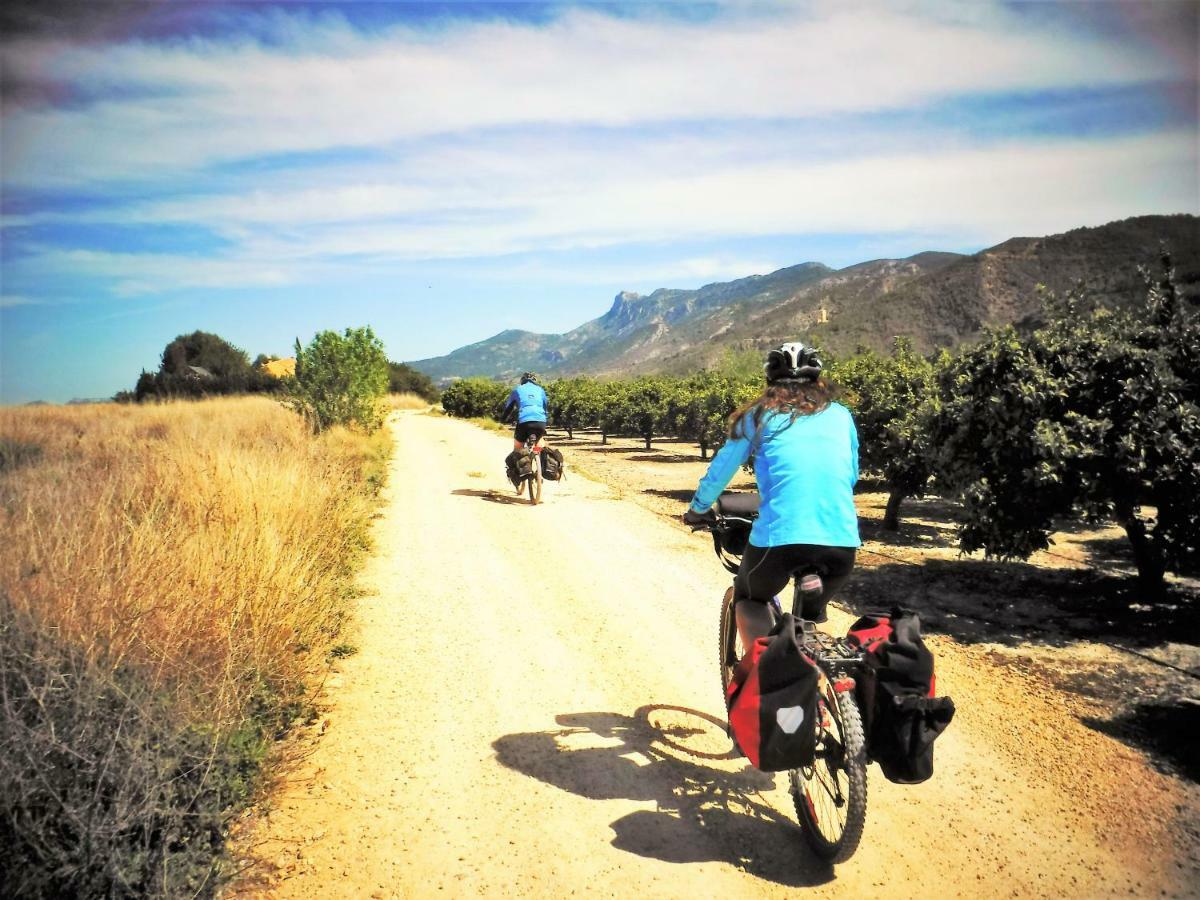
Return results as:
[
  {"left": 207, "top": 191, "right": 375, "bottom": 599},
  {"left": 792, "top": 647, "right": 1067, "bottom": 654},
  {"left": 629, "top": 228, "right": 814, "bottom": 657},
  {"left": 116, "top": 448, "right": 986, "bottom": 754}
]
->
[{"left": 791, "top": 680, "right": 868, "bottom": 863}]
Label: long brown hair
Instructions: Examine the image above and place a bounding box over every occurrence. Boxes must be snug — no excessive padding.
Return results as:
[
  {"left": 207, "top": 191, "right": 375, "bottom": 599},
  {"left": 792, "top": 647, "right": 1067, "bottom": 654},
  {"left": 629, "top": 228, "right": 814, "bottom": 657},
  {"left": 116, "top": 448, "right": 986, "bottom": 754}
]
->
[{"left": 728, "top": 377, "right": 842, "bottom": 440}]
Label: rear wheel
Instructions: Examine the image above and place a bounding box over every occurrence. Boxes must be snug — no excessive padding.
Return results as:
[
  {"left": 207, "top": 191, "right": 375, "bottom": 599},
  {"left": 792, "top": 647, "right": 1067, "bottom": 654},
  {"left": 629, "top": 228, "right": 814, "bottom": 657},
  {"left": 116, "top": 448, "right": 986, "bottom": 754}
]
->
[
  {"left": 791, "top": 677, "right": 867, "bottom": 863},
  {"left": 526, "top": 458, "right": 542, "bottom": 505}
]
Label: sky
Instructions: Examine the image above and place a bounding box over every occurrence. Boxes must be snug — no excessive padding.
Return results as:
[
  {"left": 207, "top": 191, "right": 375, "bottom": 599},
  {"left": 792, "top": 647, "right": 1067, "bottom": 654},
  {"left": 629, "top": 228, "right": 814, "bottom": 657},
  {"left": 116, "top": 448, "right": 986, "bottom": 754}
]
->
[{"left": 1, "top": 0, "right": 1196, "bottom": 404}]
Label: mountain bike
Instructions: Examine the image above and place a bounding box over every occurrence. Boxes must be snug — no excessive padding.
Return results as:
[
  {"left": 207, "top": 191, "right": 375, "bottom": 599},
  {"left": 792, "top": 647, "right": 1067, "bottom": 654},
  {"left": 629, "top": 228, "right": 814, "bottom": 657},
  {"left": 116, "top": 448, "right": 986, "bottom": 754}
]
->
[{"left": 697, "top": 492, "right": 868, "bottom": 864}]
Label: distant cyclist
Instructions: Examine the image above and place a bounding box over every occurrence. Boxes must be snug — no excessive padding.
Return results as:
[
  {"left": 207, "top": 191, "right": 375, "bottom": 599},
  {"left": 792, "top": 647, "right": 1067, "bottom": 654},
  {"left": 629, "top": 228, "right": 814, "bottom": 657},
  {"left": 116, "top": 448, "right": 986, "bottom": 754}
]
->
[
  {"left": 683, "top": 342, "right": 861, "bottom": 649},
  {"left": 504, "top": 372, "right": 549, "bottom": 452}
]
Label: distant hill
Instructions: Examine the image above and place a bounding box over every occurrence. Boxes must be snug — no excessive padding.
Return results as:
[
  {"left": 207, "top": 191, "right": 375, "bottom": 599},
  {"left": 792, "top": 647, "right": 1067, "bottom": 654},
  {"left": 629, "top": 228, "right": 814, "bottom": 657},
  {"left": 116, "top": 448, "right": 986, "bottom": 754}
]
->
[{"left": 409, "top": 214, "right": 1198, "bottom": 381}]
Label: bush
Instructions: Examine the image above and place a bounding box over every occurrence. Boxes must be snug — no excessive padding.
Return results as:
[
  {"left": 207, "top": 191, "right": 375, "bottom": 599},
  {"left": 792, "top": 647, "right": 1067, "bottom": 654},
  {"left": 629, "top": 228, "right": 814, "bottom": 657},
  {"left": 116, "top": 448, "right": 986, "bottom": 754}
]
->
[
  {"left": 289, "top": 326, "right": 390, "bottom": 433},
  {"left": 387, "top": 362, "right": 439, "bottom": 402},
  {"left": 132, "top": 331, "right": 286, "bottom": 402},
  {"left": 441, "top": 378, "right": 508, "bottom": 420}
]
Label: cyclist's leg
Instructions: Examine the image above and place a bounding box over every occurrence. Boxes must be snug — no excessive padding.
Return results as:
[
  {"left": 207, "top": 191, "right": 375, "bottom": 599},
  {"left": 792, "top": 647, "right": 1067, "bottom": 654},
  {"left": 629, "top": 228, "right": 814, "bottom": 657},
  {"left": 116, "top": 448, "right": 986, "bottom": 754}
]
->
[
  {"left": 732, "top": 545, "right": 793, "bottom": 650},
  {"left": 799, "top": 546, "right": 856, "bottom": 620},
  {"left": 530, "top": 422, "right": 548, "bottom": 452},
  {"left": 513, "top": 421, "right": 531, "bottom": 451}
]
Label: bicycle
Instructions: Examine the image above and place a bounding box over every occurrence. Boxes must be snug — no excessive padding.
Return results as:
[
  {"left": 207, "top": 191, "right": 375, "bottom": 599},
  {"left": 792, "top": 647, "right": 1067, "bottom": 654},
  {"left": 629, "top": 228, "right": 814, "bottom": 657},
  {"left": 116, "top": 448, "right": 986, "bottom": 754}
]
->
[
  {"left": 696, "top": 492, "right": 868, "bottom": 864},
  {"left": 513, "top": 434, "right": 543, "bottom": 506}
]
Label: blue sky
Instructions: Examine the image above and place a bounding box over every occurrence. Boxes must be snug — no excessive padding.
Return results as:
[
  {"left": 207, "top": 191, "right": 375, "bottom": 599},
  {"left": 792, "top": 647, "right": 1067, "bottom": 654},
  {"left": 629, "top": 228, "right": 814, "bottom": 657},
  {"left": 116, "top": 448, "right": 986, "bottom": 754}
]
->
[{"left": 1, "top": 0, "right": 1196, "bottom": 403}]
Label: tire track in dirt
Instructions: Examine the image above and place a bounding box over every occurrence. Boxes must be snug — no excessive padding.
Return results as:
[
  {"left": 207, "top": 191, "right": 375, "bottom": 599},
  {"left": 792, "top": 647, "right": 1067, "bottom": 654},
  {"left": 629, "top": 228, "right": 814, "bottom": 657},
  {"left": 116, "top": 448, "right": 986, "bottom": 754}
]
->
[{"left": 240, "top": 411, "right": 1197, "bottom": 899}]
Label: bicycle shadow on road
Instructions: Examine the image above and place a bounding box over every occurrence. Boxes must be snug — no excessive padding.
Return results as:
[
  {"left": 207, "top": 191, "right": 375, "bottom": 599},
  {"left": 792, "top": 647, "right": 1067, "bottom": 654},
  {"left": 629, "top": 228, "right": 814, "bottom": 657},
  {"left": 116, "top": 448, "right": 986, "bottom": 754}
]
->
[
  {"left": 492, "top": 704, "right": 834, "bottom": 887},
  {"left": 451, "top": 488, "right": 533, "bottom": 506}
]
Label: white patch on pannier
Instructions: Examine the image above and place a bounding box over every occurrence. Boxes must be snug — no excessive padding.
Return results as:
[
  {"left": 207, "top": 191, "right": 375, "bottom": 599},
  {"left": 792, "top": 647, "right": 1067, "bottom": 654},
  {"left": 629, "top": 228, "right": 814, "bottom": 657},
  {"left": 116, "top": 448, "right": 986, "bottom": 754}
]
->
[{"left": 776, "top": 705, "right": 806, "bottom": 734}]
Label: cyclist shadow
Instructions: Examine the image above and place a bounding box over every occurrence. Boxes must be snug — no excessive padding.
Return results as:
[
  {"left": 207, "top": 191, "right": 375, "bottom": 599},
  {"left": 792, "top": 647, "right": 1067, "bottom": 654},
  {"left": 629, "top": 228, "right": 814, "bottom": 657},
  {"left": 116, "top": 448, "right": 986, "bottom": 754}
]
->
[
  {"left": 492, "top": 705, "right": 834, "bottom": 887},
  {"left": 450, "top": 488, "right": 531, "bottom": 506}
]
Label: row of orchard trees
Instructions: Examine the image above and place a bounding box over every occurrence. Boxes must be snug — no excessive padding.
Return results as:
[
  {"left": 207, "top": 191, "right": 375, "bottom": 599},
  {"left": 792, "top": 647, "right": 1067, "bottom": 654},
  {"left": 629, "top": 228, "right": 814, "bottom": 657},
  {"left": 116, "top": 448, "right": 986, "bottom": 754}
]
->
[{"left": 442, "top": 255, "right": 1197, "bottom": 593}]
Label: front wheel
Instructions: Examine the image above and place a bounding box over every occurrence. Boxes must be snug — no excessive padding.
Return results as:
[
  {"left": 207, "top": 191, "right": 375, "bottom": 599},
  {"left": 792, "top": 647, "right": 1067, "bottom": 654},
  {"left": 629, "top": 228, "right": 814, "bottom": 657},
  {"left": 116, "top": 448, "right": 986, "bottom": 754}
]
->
[
  {"left": 790, "top": 678, "right": 867, "bottom": 864},
  {"left": 718, "top": 586, "right": 739, "bottom": 697}
]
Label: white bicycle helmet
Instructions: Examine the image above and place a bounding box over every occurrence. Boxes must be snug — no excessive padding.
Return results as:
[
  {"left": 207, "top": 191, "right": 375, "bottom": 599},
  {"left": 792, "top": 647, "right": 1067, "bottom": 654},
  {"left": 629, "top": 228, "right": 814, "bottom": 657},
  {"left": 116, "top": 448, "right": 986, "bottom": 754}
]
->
[{"left": 764, "top": 342, "right": 822, "bottom": 383}]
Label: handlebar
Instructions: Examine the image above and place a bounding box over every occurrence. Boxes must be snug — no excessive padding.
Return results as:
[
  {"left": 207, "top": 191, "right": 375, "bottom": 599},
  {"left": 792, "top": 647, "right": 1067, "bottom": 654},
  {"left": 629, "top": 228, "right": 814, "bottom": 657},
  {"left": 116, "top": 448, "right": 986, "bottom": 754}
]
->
[{"left": 689, "top": 499, "right": 757, "bottom": 575}]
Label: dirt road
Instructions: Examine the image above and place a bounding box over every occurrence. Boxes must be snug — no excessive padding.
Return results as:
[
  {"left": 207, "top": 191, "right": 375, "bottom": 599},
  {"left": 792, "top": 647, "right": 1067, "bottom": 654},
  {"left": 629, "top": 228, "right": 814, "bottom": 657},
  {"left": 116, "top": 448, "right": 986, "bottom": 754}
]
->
[{"left": 243, "top": 411, "right": 1197, "bottom": 898}]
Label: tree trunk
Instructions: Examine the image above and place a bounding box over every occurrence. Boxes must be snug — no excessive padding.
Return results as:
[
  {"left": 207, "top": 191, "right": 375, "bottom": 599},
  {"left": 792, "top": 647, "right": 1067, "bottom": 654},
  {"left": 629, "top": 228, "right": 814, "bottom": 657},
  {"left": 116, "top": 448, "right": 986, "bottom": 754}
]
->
[
  {"left": 883, "top": 489, "right": 905, "bottom": 531},
  {"left": 1115, "top": 500, "right": 1167, "bottom": 596},
  {"left": 644, "top": 433, "right": 652, "bottom": 451},
  {"left": 700, "top": 439, "right": 709, "bottom": 461},
  {"left": 566, "top": 425, "right": 573, "bottom": 439},
  {"left": 601, "top": 430, "right": 607, "bottom": 446}
]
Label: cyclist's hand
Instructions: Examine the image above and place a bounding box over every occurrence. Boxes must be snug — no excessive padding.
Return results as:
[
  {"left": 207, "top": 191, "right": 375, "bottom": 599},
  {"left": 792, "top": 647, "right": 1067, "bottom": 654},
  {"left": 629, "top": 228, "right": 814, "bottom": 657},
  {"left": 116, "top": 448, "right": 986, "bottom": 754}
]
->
[{"left": 683, "top": 507, "right": 714, "bottom": 529}]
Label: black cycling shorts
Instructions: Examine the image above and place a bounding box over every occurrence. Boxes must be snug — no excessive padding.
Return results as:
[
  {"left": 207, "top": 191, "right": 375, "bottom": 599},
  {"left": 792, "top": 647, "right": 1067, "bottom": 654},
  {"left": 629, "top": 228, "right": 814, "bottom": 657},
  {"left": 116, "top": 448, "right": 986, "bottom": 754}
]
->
[
  {"left": 514, "top": 421, "right": 547, "bottom": 443},
  {"left": 734, "top": 543, "right": 856, "bottom": 617}
]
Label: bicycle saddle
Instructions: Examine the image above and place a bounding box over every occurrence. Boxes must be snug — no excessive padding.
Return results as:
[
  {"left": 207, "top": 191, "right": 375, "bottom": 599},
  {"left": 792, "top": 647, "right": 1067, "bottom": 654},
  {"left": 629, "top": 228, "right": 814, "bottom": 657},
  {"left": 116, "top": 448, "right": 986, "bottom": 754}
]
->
[{"left": 716, "top": 492, "right": 759, "bottom": 518}]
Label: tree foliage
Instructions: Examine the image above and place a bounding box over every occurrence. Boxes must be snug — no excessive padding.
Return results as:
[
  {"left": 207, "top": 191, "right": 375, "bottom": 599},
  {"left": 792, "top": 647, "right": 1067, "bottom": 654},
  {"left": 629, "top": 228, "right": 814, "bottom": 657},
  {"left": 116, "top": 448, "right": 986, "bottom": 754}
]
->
[
  {"left": 387, "top": 362, "right": 439, "bottom": 402},
  {"left": 288, "top": 326, "right": 389, "bottom": 433},
  {"left": 931, "top": 253, "right": 1198, "bottom": 592},
  {"left": 440, "top": 378, "right": 508, "bottom": 420},
  {"left": 836, "top": 338, "right": 939, "bottom": 529},
  {"left": 133, "top": 331, "right": 282, "bottom": 401}
]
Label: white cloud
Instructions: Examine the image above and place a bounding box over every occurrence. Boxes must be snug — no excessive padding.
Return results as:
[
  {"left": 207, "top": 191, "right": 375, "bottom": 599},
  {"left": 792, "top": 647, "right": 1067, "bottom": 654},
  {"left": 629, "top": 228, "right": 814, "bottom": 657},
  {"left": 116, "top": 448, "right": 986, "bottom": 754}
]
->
[
  {"left": 1, "top": 4, "right": 1186, "bottom": 187},
  {"left": 0, "top": 294, "right": 39, "bottom": 308},
  {"left": 7, "top": 128, "right": 1193, "bottom": 297}
]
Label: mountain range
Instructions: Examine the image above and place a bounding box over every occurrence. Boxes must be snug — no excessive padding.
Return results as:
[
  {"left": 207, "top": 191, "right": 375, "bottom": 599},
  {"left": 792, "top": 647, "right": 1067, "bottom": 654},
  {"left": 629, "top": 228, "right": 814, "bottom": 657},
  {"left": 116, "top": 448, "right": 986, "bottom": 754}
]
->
[{"left": 408, "top": 214, "right": 1199, "bottom": 382}]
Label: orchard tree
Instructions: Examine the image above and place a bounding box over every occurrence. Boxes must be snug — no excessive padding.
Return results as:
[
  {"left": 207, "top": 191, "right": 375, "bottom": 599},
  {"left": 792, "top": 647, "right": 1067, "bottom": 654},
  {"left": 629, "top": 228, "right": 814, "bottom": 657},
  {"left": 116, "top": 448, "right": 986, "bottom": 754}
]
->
[
  {"left": 289, "top": 326, "right": 389, "bottom": 433},
  {"left": 837, "top": 339, "right": 940, "bottom": 530},
  {"left": 441, "top": 378, "right": 508, "bottom": 420},
  {"left": 931, "top": 254, "right": 1198, "bottom": 594},
  {"left": 669, "top": 373, "right": 758, "bottom": 460},
  {"left": 619, "top": 377, "right": 674, "bottom": 450},
  {"left": 547, "top": 376, "right": 597, "bottom": 438}
]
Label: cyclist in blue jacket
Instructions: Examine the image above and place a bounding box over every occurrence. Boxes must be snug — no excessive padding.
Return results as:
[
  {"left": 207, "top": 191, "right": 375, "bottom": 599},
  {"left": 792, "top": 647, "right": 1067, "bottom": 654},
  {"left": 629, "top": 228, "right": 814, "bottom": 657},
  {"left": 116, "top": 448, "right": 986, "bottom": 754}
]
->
[
  {"left": 504, "top": 372, "right": 550, "bottom": 451},
  {"left": 684, "top": 342, "right": 861, "bottom": 648}
]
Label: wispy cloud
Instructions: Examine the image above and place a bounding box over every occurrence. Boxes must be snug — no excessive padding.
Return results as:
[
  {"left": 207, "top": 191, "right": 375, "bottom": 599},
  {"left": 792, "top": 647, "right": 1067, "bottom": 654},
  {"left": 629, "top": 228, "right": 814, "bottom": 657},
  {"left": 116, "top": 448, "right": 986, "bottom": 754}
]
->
[
  {"left": 1, "top": 5, "right": 1188, "bottom": 188},
  {"left": 0, "top": 3, "right": 1195, "bottom": 305},
  {"left": 0, "top": 294, "right": 39, "bottom": 308}
]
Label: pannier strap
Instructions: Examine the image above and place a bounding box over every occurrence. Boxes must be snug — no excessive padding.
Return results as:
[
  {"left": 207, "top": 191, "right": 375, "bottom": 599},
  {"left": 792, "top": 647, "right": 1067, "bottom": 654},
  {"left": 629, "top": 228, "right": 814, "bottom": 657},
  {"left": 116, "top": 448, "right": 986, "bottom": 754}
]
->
[{"left": 893, "top": 695, "right": 956, "bottom": 716}]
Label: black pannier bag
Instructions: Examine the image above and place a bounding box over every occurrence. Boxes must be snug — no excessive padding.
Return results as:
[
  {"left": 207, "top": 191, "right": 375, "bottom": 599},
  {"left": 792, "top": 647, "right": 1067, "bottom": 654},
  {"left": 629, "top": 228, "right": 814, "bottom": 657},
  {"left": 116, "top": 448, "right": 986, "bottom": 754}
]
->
[
  {"left": 540, "top": 447, "right": 565, "bottom": 481},
  {"left": 846, "top": 608, "right": 955, "bottom": 784},
  {"left": 726, "top": 614, "right": 820, "bottom": 771},
  {"left": 504, "top": 450, "right": 534, "bottom": 488}
]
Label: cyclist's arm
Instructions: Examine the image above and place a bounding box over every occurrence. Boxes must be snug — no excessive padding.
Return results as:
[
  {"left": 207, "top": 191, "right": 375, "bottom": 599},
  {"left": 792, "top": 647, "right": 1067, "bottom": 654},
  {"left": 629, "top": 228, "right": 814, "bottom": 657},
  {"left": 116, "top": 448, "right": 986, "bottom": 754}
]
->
[
  {"left": 540, "top": 387, "right": 549, "bottom": 420},
  {"left": 688, "top": 433, "right": 752, "bottom": 513},
  {"left": 503, "top": 390, "right": 518, "bottom": 422}
]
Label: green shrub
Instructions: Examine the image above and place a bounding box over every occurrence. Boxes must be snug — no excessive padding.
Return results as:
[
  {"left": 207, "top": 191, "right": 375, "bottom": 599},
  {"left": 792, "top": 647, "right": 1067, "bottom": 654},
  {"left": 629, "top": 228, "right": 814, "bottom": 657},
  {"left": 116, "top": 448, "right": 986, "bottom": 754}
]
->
[
  {"left": 387, "top": 362, "right": 439, "bottom": 402},
  {"left": 289, "top": 326, "right": 390, "bottom": 433},
  {"left": 441, "top": 378, "right": 508, "bottom": 420}
]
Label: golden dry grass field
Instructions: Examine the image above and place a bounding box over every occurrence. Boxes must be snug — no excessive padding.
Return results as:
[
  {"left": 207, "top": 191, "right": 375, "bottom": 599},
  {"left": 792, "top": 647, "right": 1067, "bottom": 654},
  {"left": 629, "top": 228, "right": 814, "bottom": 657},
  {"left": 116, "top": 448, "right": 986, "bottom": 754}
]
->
[{"left": 0, "top": 396, "right": 391, "bottom": 896}]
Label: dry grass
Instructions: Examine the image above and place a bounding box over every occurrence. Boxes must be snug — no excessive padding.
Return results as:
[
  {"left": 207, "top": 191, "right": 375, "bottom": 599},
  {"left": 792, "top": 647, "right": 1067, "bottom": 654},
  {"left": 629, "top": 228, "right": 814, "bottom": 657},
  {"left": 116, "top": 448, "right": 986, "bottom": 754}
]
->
[
  {"left": 0, "top": 396, "right": 390, "bottom": 895},
  {"left": 386, "top": 391, "right": 433, "bottom": 411}
]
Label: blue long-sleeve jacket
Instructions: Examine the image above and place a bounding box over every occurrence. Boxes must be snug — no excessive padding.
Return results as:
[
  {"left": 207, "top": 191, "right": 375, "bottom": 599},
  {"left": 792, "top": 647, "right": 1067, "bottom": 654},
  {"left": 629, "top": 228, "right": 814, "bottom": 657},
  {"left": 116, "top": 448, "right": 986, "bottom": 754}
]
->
[
  {"left": 690, "top": 402, "right": 861, "bottom": 548},
  {"left": 504, "top": 383, "right": 549, "bottom": 424}
]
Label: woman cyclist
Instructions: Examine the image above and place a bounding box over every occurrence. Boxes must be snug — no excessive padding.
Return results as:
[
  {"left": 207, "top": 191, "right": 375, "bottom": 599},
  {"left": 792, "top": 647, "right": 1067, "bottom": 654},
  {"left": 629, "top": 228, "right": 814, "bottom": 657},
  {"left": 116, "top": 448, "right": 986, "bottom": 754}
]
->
[
  {"left": 504, "top": 372, "right": 550, "bottom": 451},
  {"left": 683, "top": 342, "right": 861, "bottom": 650}
]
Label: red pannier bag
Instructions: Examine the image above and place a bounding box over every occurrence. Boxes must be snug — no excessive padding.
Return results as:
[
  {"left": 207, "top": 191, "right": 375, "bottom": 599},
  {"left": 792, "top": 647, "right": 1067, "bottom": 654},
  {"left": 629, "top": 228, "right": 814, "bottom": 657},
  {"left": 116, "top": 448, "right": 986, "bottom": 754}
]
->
[
  {"left": 725, "top": 614, "right": 820, "bottom": 771},
  {"left": 847, "top": 608, "right": 955, "bottom": 784}
]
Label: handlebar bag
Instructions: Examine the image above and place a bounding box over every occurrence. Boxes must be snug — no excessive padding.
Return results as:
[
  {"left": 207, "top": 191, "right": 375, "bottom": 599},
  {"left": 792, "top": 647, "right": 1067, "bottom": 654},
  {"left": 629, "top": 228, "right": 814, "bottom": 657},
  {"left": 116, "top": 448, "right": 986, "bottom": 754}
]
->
[
  {"left": 847, "top": 608, "right": 956, "bottom": 784},
  {"left": 726, "top": 613, "right": 819, "bottom": 771}
]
